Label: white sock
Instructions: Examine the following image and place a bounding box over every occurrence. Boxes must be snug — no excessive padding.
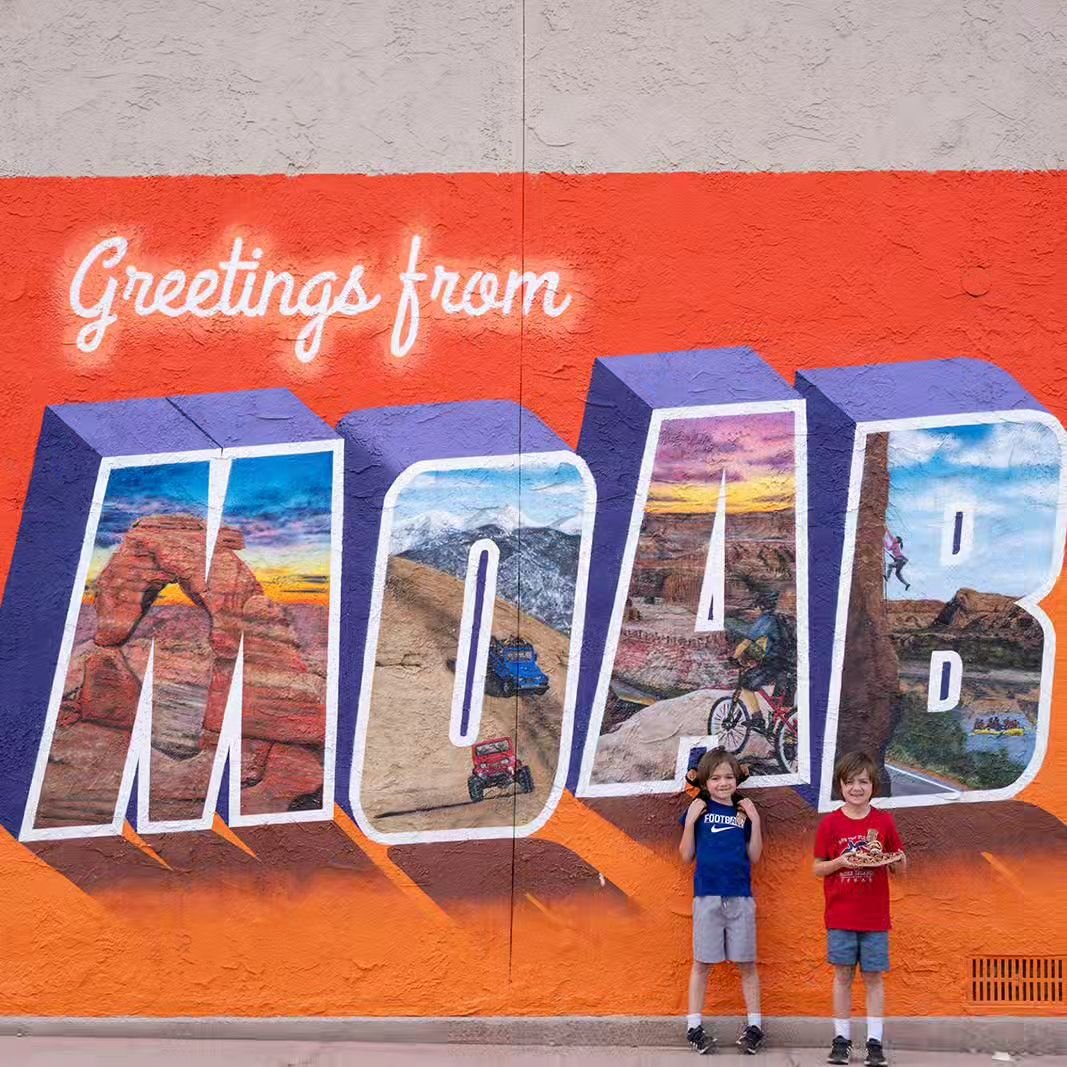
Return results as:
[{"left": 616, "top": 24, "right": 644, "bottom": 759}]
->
[
  {"left": 834, "top": 1019, "right": 851, "bottom": 1041},
  {"left": 687, "top": 1013, "right": 701, "bottom": 1030},
  {"left": 868, "top": 1017, "right": 883, "bottom": 1042},
  {"left": 747, "top": 1013, "right": 762, "bottom": 1029}
]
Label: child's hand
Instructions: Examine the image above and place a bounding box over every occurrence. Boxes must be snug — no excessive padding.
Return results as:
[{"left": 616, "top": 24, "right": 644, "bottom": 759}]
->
[
  {"left": 738, "top": 797, "right": 759, "bottom": 823},
  {"left": 686, "top": 797, "right": 708, "bottom": 824}
]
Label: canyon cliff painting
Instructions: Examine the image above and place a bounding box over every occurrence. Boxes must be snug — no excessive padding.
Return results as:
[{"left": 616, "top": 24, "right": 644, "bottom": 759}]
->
[
  {"left": 588, "top": 410, "right": 804, "bottom": 788},
  {"left": 835, "top": 421, "right": 1062, "bottom": 799}
]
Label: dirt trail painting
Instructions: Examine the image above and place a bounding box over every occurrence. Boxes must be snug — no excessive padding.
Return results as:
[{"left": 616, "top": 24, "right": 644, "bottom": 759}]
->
[{"left": 356, "top": 457, "right": 588, "bottom": 836}]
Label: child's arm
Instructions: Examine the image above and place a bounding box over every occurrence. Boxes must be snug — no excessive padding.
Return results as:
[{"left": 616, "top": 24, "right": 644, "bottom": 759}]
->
[
  {"left": 812, "top": 814, "right": 848, "bottom": 877},
  {"left": 886, "top": 816, "right": 907, "bottom": 876},
  {"left": 738, "top": 798, "right": 762, "bottom": 863},
  {"left": 679, "top": 797, "right": 707, "bottom": 863},
  {"left": 813, "top": 854, "right": 851, "bottom": 878},
  {"left": 888, "top": 853, "right": 908, "bottom": 876}
]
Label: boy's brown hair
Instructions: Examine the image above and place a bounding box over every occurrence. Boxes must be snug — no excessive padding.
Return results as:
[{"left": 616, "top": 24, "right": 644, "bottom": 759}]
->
[
  {"left": 834, "top": 750, "right": 881, "bottom": 794},
  {"left": 691, "top": 746, "right": 747, "bottom": 791}
]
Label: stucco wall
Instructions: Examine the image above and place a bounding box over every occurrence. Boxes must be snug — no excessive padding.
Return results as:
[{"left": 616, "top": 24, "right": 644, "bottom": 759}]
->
[
  {"left": 3, "top": 1, "right": 1065, "bottom": 175},
  {"left": 0, "top": 1, "right": 1064, "bottom": 1036}
]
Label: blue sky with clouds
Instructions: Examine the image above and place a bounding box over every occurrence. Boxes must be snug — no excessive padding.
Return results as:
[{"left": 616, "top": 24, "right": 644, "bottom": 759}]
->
[
  {"left": 390, "top": 458, "right": 588, "bottom": 544},
  {"left": 883, "top": 420, "right": 1064, "bottom": 602},
  {"left": 92, "top": 453, "right": 333, "bottom": 575}
]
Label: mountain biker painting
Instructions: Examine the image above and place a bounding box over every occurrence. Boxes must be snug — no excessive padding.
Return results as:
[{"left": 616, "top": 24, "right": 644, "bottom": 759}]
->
[{"left": 732, "top": 589, "right": 797, "bottom": 719}]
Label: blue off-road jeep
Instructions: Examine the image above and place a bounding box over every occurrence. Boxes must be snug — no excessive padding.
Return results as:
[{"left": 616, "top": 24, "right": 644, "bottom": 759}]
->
[{"left": 487, "top": 635, "right": 549, "bottom": 697}]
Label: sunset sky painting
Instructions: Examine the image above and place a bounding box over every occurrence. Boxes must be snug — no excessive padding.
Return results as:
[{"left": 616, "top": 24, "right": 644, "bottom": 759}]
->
[
  {"left": 646, "top": 412, "right": 796, "bottom": 515},
  {"left": 84, "top": 452, "right": 334, "bottom": 606}
]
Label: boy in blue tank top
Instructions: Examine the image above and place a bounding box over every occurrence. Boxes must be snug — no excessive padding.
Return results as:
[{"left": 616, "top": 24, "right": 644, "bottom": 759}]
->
[{"left": 679, "top": 747, "right": 764, "bottom": 1055}]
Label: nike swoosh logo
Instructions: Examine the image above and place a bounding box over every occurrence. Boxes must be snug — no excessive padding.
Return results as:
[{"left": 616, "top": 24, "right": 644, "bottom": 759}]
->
[{"left": 709, "top": 826, "right": 739, "bottom": 833}]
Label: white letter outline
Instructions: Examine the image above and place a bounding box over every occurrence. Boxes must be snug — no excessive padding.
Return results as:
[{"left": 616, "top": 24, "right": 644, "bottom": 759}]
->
[
  {"left": 819, "top": 410, "right": 1067, "bottom": 811},
  {"left": 575, "top": 399, "right": 811, "bottom": 797},
  {"left": 349, "top": 451, "right": 597, "bottom": 845}
]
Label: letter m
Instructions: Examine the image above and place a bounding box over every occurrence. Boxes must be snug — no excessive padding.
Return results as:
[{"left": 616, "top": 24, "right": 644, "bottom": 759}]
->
[{"left": 0, "top": 390, "right": 341, "bottom": 840}]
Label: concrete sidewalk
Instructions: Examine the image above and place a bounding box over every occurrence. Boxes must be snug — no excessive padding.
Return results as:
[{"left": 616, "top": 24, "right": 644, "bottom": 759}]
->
[{"left": 0, "top": 1041, "right": 1063, "bottom": 1065}]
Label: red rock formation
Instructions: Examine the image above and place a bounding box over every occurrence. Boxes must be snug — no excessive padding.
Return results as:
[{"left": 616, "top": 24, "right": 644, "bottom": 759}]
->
[
  {"left": 76, "top": 648, "right": 142, "bottom": 728},
  {"left": 837, "top": 434, "right": 900, "bottom": 796},
  {"left": 240, "top": 743, "right": 325, "bottom": 815},
  {"left": 885, "top": 598, "right": 945, "bottom": 632},
  {"left": 201, "top": 593, "right": 326, "bottom": 745},
  {"left": 38, "top": 514, "right": 327, "bottom": 824},
  {"left": 934, "top": 588, "right": 1043, "bottom": 649},
  {"left": 94, "top": 515, "right": 260, "bottom": 646}
]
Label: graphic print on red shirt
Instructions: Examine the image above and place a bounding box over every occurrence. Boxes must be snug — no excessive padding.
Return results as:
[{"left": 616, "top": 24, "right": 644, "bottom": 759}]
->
[{"left": 814, "top": 807, "right": 904, "bottom": 932}]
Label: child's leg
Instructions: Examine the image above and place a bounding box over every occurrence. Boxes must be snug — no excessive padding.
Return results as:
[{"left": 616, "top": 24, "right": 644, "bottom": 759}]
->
[
  {"left": 858, "top": 930, "right": 889, "bottom": 1045},
  {"left": 736, "top": 961, "right": 761, "bottom": 1024},
  {"left": 688, "top": 960, "right": 712, "bottom": 1021},
  {"left": 862, "top": 970, "right": 885, "bottom": 1042},
  {"left": 833, "top": 964, "right": 855, "bottom": 1036},
  {"left": 862, "top": 970, "right": 885, "bottom": 1016}
]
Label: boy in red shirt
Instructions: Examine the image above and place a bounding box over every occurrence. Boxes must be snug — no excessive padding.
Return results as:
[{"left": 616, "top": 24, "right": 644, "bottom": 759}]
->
[{"left": 813, "top": 752, "right": 906, "bottom": 1067}]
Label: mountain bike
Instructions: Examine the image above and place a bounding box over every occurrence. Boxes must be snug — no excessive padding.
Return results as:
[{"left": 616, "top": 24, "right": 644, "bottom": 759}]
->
[{"left": 707, "top": 661, "right": 798, "bottom": 773}]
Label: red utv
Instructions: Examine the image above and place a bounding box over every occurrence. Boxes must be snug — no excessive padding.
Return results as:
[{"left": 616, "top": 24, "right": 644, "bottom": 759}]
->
[{"left": 468, "top": 736, "right": 534, "bottom": 802}]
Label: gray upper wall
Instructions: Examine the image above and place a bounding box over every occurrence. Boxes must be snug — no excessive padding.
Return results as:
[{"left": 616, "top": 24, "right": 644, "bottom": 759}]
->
[{"left": 3, "top": 0, "right": 1065, "bottom": 176}]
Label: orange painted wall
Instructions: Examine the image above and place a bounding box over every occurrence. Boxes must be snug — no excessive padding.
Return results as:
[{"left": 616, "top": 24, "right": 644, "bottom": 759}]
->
[{"left": 0, "top": 171, "right": 1064, "bottom": 1018}]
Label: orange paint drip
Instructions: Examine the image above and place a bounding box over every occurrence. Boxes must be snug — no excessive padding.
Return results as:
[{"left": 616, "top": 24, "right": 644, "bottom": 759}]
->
[
  {"left": 211, "top": 814, "right": 258, "bottom": 859},
  {"left": 523, "top": 892, "right": 566, "bottom": 927},
  {"left": 332, "top": 805, "right": 454, "bottom": 925},
  {"left": 980, "top": 851, "right": 1026, "bottom": 895},
  {"left": 535, "top": 791, "right": 683, "bottom": 902},
  {"left": 121, "top": 821, "right": 173, "bottom": 871}
]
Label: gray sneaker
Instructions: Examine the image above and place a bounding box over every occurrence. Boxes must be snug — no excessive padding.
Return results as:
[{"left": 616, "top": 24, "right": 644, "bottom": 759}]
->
[
  {"left": 827, "top": 1035, "right": 852, "bottom": 1064},
  {"left": 864, "top": 1038, "right": 888, "bottom": 1066},
  {"left": 737, "top": 1024, "right": 764, "bottom": 1054},
  {"left": 687, "top": 1025, "right": 716, "bottom": 1054}
]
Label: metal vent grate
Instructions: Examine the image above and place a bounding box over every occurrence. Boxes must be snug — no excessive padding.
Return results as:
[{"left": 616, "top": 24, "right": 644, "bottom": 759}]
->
[{"left": 970, "top": 956, "right": 1065, "bottom": 1004}]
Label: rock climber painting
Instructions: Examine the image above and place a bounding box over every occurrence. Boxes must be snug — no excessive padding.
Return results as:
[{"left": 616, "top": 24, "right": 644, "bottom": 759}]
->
[
  {"left": 827, "top": 417, "right": 1065, "bottom": 804},
  {"left": 883, "top": 530, "right": 910, "bottom": 591}
]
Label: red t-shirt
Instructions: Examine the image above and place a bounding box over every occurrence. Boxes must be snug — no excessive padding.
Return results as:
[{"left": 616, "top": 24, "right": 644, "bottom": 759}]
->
[{"left": 814, "top": 807, "right": 904, "bottom": 932}]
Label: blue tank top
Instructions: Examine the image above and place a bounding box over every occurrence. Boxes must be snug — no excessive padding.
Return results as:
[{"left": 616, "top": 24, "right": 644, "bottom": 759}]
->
[{"left": 690, "top": 800, "right": 753, "bottom": 898}]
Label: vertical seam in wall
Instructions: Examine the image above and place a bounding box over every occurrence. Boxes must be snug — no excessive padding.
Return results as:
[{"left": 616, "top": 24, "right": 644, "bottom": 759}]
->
[
  {"left": 508, "top": 0, "right": 528, "bottom": 985},
  {"left": 164, "top": 396, "right": 224, "bottom": 451}
]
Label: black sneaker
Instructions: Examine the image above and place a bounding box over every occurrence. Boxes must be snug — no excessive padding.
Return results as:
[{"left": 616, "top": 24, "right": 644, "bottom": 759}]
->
[
  {"left": 827, "top": 1035, "right": 852, "bottom": 1064},
  {"left": 864, "top": 1038, "right": 887, "bottom": 1066},
  {"left": 687, "top": 1025, "right": 716, "bottom": 1054},
  {"left": 737, "top": 1024, "right": 764, "bottom": 1054}
]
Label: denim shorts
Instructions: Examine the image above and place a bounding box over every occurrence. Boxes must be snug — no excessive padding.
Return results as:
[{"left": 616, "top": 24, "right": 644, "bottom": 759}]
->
[{"left": 827, "top": 929, "right": 890, "bottom": 972}]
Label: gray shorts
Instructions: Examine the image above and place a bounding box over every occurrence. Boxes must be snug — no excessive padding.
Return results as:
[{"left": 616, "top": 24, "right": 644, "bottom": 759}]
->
[{"left": 693, "top": 895, "right": 757, "bottom": 964}]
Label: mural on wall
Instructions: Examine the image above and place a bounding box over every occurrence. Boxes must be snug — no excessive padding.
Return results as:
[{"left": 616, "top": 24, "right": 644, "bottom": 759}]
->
[
  {"left": 0, "top": 388, "right": 344, "bottom": 841},
  {"left": 823, "top": 416, "right": 1064, "bottom": 805},
  {"left": 0, "top": 173, "right": 1066, "bottom": 1023},
  {"left": 354, "top": 454, "right": 592, "bottom": 839},
  {"left": 26, "top": 447, "right": 340, "bottom": 837},
  {"left": 584, "top": 410, "right": 803, "bottom": 789},
  {"left": 7, "top": 356, "right": 1064, "bottom": 841}
]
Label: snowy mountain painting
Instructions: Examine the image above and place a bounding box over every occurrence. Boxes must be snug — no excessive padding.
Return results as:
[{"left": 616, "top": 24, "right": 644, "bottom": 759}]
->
[{"left": 386, "top": 460, "right": 589, "bottom": 634}]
